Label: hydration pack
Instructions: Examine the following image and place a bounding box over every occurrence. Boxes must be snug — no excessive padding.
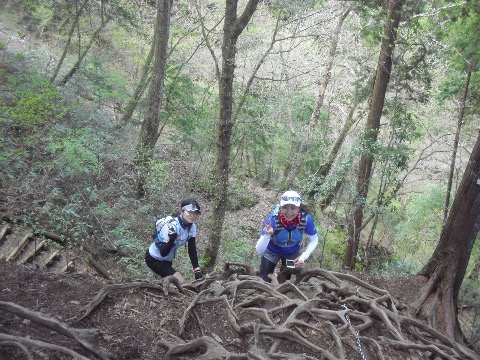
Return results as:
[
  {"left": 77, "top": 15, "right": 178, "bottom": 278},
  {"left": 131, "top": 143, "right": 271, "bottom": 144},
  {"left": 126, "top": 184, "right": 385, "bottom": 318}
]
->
[{"left": 152, "top": 216, "right": 176, "bottom": 242}]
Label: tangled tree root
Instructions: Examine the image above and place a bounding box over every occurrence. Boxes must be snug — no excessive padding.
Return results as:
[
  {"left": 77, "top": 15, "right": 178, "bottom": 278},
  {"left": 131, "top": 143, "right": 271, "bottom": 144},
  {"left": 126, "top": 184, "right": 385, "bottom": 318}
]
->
[
  {"left": 3, "top": 264, "right": 479, "bottom": 359},
  {"left": 161, "top": 265, "right": 479, "bottom": 360}
]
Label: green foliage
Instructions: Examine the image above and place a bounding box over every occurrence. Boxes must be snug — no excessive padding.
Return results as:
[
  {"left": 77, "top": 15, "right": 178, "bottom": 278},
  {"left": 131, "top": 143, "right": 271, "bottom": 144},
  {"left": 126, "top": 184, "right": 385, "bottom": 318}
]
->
[
  {"left": 31, "top": 3, "right": 53, "bottom": 35},
  {"left": 1, "top": 69, "right": 67, "bottom": 128},
  {"left": 370, "top": 255, "right": 416, "bottom": 277},
  {"left": 144, "top": 160, "right": 170, "bottom": 198},
  {"left": 394, "top": 184, "right": 445, "bottom": 272},
  {"left": 47, "top": 128, "right": 105, "bottom": 178},
  {"left": 354, "top": 2, "right": 386, "bottom": 48},
  {"left": 228, "top": 180, "right": 260, "bottom": 210},
  {"left": 35, "top": 194, "right": 93, "bottom": 242},
  {"left": 163, "top": 65, "right": 217, "bottom": 153},
  {"left": 220, "top": 223, "right": 259, "bottom": 269},
  {"left": 320, "top": 227, "right": 346, "bottom": 270},
  {"left": 77, "top": 55, "right": 130, "bottom": 106},
  {"left": 194, "top": 177, "right": 259, "bottom": 211}
]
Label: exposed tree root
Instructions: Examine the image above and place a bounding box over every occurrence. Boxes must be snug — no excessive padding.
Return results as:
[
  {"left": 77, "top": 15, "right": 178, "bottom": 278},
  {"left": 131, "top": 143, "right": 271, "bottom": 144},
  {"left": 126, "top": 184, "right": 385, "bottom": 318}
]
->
[
  {"left": 78, "top": 278, "right": 186, "bottom": 321},
  {"left": 0, "top": 301, "right": 112, "bottom": 359},
  {"left": 157, "top": 267, "right": 480, "bottom": 360},
  {"left": 0, "top": 334, "right": 92, "bottom": 360},
  {"left": 158, "top": 335, "right": 249, "bottom": 359},
  {"left": 0, "top": 339, "right": 34, "bottom": 360},
  {"left": 6, "top": 265, "right": 477, "bottom": 359}
]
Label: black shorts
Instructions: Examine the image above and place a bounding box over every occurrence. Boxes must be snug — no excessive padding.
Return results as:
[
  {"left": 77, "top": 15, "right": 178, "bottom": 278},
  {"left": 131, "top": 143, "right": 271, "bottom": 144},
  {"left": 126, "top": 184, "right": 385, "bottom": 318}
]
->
[{"left": 145, "top": 250, "right": 176, "bottom": 277}]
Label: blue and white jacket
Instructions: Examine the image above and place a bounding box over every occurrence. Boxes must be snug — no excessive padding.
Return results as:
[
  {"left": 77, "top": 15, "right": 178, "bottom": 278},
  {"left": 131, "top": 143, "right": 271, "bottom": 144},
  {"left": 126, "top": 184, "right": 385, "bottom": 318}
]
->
[
  {"left": 148, "top": 215, "right": 197, "bottom": 262},
  {"left": 256, "top": 207, "right": 318, "bottom": 261}
]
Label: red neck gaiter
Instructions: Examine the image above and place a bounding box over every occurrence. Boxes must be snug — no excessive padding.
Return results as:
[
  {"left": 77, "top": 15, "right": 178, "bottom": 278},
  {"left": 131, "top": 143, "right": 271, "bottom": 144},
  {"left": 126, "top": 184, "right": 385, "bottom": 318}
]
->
[{"left": 278, "top": 211, "right": 301, "bottom": 228}]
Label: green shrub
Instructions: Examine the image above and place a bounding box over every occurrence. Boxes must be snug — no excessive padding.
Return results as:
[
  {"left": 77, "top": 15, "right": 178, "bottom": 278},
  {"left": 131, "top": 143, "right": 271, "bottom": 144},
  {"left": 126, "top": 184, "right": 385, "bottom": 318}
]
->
[
  {"left": 320, "top": 227, "right": 345, "bottom": 270},
  {"left": 145, "top": 160, "right": 170, "bottom": 198},
  {"left": 194, "top": 178, "right": 259, "bottom": 211},
  {"left": 47, "top": 128, "right": 104, "bottom": 178},
  {"left": 2, "top": 69, "right": 67, "bottom": 128},
  {"left": 394, "top": 184, "right": 444, "bottom": 267}
]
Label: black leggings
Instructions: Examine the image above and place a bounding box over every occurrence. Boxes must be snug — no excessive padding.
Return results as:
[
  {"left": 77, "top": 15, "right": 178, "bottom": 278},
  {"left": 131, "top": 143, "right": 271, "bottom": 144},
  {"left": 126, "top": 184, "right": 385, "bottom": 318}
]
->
[
  {"left": 259, "top": 256, "right": 291, "bottom": 283},
  {"left": 145, "top": 250, "right": 176, "bottom": 277}
]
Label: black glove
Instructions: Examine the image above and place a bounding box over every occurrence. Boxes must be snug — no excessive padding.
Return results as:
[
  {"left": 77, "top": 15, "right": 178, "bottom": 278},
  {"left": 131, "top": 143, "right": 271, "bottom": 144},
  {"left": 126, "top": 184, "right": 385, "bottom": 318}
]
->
[
  {"left": 167, "top": 225, "right": 177, "bottom": 241},
  {"left": 193, "top": 267, "right": 203, "bottom": 280}
]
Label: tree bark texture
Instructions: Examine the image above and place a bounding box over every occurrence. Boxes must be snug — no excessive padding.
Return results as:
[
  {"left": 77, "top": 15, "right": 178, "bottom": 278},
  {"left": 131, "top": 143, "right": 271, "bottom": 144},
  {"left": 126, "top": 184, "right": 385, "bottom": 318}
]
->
[
  {"left": 443, "top": 64, "right": 472, "bottom": 223},
  {"left": 134, "top": 0, "right": 173, "bottom": 197},
  {"left": 413, "top": 131, "right": 480, "bottom": 343},
  {"left": 343, "top": 0, "right": 406, "bottom": 270},
  {"left": 203, "top": 0, "right": 260, "bottom": 270}
]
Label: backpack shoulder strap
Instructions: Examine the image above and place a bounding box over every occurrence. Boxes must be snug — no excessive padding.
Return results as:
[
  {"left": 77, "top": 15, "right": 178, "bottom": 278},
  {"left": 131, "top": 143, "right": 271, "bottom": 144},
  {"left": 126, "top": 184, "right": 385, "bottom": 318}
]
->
[
  {"left": 272, "top": 205, "right": 282, "bottom": 232},
  {"left": 298, "top": 211, "right": 307, "bottom": 232}
]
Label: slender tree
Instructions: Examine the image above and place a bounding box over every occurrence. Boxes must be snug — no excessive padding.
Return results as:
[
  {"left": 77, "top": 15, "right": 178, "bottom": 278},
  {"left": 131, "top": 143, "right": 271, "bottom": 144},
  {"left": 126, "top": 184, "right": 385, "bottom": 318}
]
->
[
  {"left": 50, "top": 0, "right": 89, "bottom": 84},
  {"left": 412, "top": 131, "right": 480, "bottom": 343},
  {"left": 202, "top": 0, "right": 260, "bottom": 270},
  {"left": 343, "top": 0, "right": 406, "bottom": 270},
  {"left": 118, "top": 43, "right": 155, "bottom": 126},
  {"left": 283, "top": 5, "right": 351, "bottom": 188},
  {"left": 134, "top": 0, "right": 173, "bottom": 197},
  {"left": 59, "top": 16, "right": 111, "bottom": 86}
]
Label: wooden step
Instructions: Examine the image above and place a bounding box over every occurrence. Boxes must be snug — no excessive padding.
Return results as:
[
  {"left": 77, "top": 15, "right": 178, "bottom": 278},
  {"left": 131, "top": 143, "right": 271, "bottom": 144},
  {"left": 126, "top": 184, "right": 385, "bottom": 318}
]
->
[{"left": 6, "top": 231, "right": 32, "bottom": 261}]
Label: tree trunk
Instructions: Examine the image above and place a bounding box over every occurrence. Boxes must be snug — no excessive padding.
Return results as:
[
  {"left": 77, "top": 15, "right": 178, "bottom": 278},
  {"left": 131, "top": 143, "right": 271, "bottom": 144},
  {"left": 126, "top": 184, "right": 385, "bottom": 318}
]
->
[
  {"left": 50, "top": 0, "right": 89, "bottom": 83},
  {"left": 202, "top": 0, "right": 260, "bottom": 271},
  {"left": 443, "top": 63, "right": 472, "bottom": 223},
  {"left": 118, "top": 42, "right": 155, "bottom": 126},
  {"left": 134, "top": 0, "right": 173, "bottom": 198},
  {"left": 283, "top": 6, "right": 351, "bottom": 188},
  {"left": 343, "top": 0, "right": 406, "bottom": 270},
  {"left": 412, "top": 131, "right": 480, "bottom": 343},
  {"left": 306, "top": 101, "right": 358, "bottom": 202},
  {"left": 58, "top": 16, "right": 111, "bottom": 86}
]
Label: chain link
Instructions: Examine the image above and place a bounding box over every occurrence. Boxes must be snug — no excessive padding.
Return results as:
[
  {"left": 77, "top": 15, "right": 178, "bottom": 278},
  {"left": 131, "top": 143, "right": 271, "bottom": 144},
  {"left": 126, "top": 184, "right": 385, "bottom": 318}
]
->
[{"left": 342, "top": 304, "right": 367, "bottom": 360}]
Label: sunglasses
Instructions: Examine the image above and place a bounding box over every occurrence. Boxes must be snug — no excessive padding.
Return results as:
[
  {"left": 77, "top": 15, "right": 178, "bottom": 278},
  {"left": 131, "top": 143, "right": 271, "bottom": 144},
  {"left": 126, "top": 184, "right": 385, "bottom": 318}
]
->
[
  {"left": 182, "top": 204, "right": 201, "bottom": 214},
  {"left": 281, "top": 196, "right": 301, "bottom": 202}
]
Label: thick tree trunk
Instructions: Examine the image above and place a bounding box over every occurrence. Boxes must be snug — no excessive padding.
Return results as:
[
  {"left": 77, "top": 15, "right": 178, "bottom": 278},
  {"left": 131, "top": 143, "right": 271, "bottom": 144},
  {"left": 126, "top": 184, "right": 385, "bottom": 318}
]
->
[
  {"left": 134, "top": 0, "right": 173, "bottom": 197},
  {"left": 283, "top": 6, "right": 351, "bottom": 188},
  {"left": 443, "top": 64, "right": 472, "bottom": 223},
  {"left": 202, "top": 0, "right": 260, "bottom": 270},
  {"left": 412, "top": 131, "right": 480, "bottom": 343},
  {"left": 343, "top": 0, "right": 406, "bottom": 270}
]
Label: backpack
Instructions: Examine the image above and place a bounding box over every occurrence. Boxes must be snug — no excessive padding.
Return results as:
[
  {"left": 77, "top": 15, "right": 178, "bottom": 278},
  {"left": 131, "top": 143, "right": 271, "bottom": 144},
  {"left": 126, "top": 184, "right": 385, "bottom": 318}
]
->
[{"left": 152, "top": 216, "right": 177, "bottom": 242}]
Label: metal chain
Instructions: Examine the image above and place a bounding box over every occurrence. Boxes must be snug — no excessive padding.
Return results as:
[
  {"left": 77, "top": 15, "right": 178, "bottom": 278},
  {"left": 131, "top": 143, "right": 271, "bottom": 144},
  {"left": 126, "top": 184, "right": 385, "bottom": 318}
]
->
[{"left": 342, "top": 304, "right": 367, "bottom": 360}]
